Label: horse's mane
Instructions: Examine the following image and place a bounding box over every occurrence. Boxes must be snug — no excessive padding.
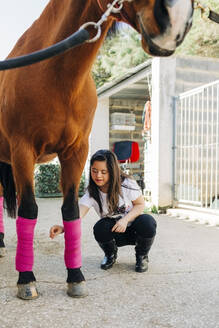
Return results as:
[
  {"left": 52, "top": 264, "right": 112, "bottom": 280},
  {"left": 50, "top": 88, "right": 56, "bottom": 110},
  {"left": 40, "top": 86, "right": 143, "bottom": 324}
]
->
[{"left": 107, "top": 21, "right": 121, "bottom": 38}]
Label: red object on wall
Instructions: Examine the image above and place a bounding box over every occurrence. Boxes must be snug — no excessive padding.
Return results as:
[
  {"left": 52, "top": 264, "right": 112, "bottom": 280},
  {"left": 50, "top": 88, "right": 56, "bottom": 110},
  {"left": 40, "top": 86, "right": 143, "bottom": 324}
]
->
[
  {"left": 113, "top": 141, "right": 140, "bottom": 163},
  {"left": 143, "top": 100, "right": 151, "bottom": 131}
]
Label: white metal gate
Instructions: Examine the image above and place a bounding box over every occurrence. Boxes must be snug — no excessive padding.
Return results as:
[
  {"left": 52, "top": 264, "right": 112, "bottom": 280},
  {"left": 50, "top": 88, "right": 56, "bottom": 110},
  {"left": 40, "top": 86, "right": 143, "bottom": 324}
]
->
[{"left": 174, "top": 80, "right": 219, "bottom": 212}]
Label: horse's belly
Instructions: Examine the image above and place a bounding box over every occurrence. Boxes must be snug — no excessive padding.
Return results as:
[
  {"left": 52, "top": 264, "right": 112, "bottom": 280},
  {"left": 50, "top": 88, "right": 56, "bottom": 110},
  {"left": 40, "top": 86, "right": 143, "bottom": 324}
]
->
[{"left": 36, "top": 153, "right": 57, "bottom": 164}]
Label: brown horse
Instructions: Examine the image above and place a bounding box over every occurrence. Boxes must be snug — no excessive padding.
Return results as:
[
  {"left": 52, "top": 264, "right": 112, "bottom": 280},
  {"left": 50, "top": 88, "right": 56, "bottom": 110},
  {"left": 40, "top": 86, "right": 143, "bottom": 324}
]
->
[
  {"left": 0, "top": 0, "right": 193, "bottom": 300},
  {"left": 0, "top": 184, "right": 5, "bottom": 257}
]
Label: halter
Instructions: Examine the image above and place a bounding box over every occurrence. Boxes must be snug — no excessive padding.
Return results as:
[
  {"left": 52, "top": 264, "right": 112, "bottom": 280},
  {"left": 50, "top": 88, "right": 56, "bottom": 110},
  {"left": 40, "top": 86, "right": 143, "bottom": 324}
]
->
[
  {"left": 97, "top": 0, "right": 106, "bottom": 12},
  {"left": 80, "top": 0, "right": 125, "bottom": 42},
  {"left": 97, "top": 0, "right": 124, "bottom": 14},
  {"left": 81, "top": 0, "right": 137, "bottom": 42},
  {"left": 194, "top": 0, "right": 219, "bottom": 24},
  {"left": 96, "top": 0, "right": 137, "bottom": 30}
]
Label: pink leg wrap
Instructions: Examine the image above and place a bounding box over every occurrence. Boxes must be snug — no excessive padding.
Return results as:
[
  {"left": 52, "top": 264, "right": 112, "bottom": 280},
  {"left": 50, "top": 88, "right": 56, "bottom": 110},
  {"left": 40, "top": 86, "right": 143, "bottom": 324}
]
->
[
  {"left": 16, "top": 216, "right": 37, "bottom": 272},
  {"left": 0, "top": 197, "right": 4, "bottom": 234},
  {"left": 63, "top": 219, "right": 82, "bottom": 269}
]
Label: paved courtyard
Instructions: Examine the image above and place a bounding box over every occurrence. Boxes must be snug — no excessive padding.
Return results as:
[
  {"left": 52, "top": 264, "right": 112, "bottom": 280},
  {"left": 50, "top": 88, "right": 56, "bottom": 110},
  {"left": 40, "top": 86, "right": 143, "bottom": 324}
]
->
[{"left": 0, "top": 198, "right": 219, "bottom": 328}]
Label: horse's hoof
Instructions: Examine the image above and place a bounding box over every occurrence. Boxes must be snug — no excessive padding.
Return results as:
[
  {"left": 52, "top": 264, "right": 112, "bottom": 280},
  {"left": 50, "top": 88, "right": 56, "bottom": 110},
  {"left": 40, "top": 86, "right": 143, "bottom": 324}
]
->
[
  {"left": 17, "top": 282, "right": 39, "bottom": 300},
  {"left": 0, "top": 247, "right": 6, "bottom": 258},
  {"left": 67, "top": 281, "right": 88, "bottom": 298}
]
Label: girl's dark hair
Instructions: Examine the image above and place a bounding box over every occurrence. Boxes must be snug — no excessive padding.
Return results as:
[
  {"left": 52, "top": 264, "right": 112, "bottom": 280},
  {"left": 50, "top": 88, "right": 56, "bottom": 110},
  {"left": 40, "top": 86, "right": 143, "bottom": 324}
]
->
[{"left": 88, "top": 149, "right": 128, "bottom": 215}]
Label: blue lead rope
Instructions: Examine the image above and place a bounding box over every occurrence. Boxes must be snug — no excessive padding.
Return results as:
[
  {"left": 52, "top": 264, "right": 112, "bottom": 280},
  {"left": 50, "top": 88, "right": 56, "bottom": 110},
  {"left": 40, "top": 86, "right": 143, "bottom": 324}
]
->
[{"left": 0, "top": 29, "right": 90, "bottom": 71}]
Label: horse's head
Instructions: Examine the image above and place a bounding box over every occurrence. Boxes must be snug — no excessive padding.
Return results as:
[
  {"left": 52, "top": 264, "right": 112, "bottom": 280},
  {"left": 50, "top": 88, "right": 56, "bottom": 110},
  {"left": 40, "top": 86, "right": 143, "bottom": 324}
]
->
[{"left": 117, "top": 0, "right": 194, "bottom": 56}]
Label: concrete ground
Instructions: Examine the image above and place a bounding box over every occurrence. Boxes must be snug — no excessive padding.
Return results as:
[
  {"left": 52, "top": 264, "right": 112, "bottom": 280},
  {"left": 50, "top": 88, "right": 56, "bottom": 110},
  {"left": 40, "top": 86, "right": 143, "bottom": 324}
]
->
[{"left": 0, "top": 197, "right": 219, "bottom": 328}]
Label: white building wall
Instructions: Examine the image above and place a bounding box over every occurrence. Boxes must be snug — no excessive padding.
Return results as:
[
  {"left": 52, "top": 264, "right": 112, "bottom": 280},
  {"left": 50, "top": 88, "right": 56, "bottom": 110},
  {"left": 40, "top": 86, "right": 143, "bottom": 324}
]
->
[
  {"left": 151, "top": 57, "right": 176, "bottom": 208},
  {"left": 90, "top": 97, "right": 109, "bottom": 155}
]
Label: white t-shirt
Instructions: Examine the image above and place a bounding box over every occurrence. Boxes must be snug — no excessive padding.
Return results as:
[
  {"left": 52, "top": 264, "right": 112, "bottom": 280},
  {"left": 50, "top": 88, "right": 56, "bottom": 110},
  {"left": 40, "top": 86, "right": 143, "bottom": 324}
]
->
[{"left": 79, "top": 178, "right": 142, "bottom": 220}]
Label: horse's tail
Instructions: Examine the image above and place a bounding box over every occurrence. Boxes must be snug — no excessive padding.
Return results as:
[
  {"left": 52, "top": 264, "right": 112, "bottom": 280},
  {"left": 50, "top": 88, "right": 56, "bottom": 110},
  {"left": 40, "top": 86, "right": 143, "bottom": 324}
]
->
[{"left": 0, "top": 162, "right": 17, "bottom": 218}]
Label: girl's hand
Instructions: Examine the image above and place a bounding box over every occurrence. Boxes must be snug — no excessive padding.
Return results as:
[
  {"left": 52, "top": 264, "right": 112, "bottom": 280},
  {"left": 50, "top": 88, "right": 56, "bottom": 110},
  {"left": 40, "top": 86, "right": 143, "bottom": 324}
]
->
[
  {"left": 50, "top": 225, "right": 64, "bottom": 239},
  {"left": 112, "top": 217, "right": 128, "bottom": 233}
]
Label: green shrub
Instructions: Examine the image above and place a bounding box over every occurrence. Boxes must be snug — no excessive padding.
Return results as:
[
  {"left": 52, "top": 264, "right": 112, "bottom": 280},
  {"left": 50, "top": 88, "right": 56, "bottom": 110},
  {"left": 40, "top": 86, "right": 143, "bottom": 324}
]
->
[
  {"left": 35, "top": 164, "right": 61, "bottom": 197},
  {"left": 78, "top": 172, "right": 86, "bottom": 197},
  {"left": 35, "top": 163, "right": 86, "bottom": 197}
]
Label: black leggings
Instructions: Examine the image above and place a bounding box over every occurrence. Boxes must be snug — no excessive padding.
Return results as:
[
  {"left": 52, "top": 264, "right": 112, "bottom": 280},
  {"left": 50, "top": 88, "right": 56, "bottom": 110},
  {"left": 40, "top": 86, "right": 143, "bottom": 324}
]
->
[{"left": 93, "top": 214, "right": 157, "bottom": 247}]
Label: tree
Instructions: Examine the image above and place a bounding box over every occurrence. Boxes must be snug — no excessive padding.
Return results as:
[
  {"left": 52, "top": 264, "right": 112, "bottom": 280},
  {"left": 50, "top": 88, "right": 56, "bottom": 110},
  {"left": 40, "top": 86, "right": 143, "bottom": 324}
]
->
[
  {"left": 176, "top": 0, "right": 219, "bottom": 58},
  {"left": 92, "top": 26, "right": 150, "bottom": 86},
  {"left": 92, "top": 55, "right": 112, "bottom": 88}
]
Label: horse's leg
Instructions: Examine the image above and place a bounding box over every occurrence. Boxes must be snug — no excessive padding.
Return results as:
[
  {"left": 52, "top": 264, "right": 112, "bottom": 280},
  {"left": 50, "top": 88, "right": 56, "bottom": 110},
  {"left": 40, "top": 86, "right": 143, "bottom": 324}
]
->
[
  {"left": 59, "top": 144, "right": 88, "bottom": 298},
  {"left": 0, "top": 183, "right": 6, "bottom": 257},
  {"left": 11, "top": 141, "right": 38, "bottom": 300}
]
